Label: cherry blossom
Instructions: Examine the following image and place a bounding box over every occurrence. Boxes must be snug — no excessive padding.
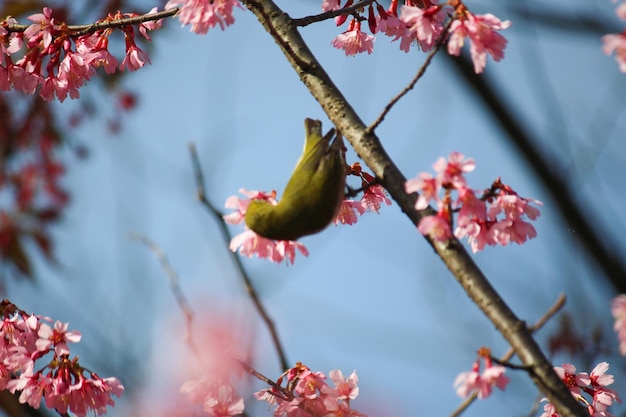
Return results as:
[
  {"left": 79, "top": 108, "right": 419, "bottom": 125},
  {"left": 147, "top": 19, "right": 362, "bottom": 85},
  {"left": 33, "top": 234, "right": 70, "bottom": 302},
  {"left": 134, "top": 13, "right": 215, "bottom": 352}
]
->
[
  {"left": 611, "top": 294, "right": 626, "bottom": 355},
  {"left": 454, "top": 349, "right": 509, "bottom": 399},
  {"left": 332, "top": 19, "right": 375, "bottom": 56},
  {"left": 603, "top": 32, "right": 626, "bottom": 73},
  {"left": 406, "top": 153, "right": 541, "bottom": 251},
  {"left": 166, "top": 0, "right": 242, "bottom": 34},
  {"left": 254, "top": 363, "right": 364, "bottom": 417},
  {"left": 541, "top": 362, "right": 621, "bottom": 417},
  {"left": 447, "top": 11, "right": 511, "bottom": 73},
  {"left": 35, "top": 320, "right": 81, "bottom": 356},
  {"left": 398, "top": 4, "right": 446, "bottom": 51}
]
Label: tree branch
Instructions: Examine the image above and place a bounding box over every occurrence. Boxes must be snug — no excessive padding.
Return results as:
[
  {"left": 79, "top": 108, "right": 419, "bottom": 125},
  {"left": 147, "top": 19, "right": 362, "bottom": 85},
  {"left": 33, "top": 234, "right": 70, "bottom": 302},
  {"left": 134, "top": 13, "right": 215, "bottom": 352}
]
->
[{"left": 239, "top": 1, "right": 587, "bottom": 416}]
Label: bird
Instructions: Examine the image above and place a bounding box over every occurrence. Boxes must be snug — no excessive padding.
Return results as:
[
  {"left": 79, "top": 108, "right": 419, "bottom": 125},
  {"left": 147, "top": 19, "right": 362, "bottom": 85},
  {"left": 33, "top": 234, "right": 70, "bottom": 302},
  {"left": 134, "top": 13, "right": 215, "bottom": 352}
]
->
[{"left": 244, "top": 118, "right": 346, "bottom": 241}]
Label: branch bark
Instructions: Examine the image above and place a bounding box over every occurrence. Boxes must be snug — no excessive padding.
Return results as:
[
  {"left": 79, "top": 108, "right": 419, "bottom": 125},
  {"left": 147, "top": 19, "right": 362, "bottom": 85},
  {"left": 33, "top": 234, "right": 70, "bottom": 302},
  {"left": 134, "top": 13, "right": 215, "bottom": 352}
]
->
[{"left": 239, "top": 1, "right": 587, "bottom": 416}]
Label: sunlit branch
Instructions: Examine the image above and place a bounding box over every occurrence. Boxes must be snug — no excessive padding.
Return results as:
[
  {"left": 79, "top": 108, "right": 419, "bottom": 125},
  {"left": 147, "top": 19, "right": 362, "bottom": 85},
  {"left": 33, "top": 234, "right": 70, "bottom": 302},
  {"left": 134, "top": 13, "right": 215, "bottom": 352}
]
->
[{"left": 4, "top": 7, "right": 179, "bottom": 36}]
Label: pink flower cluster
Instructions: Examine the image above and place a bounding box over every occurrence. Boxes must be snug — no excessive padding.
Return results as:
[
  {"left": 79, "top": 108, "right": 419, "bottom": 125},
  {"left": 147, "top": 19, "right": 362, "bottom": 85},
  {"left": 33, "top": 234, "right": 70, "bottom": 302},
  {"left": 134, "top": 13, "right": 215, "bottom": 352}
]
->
[
  {"left": 0, "top": 300, "right": 123, "bottom": 416},
  {"left": 540, "top": 362, "right": 621, "bottom": 417},
  {"left": 255, "top": 363, "right": 364, "bottom": 417},
  {"left": 0, "top": 7, "right": 162, "bottom": 101},
  {"left": 335, "top": 163, "right": 392, "bottom": 226},
  {"left": 225, "top": 170, "right": 390, "bottom": 264},
  {"left": 327, "top": 0, "right": 510, "bottom": 73},
  {"left": 603, "top": 1, "right": 626, "bottom": 72},
  {"left": 405, "top": 152, "right": 542, "bottom": 252},
  {"left": 166, "top": 0, "right": 242, "bottom": 34},
  {"left": 454, "top": 348, "right": 509, "bottom": 399},
  {"left": 611, "top": 294, "right": 626, "bottom": 355},
  {"left": 181, "top": 377, "right": 244, "bottom": 417}
]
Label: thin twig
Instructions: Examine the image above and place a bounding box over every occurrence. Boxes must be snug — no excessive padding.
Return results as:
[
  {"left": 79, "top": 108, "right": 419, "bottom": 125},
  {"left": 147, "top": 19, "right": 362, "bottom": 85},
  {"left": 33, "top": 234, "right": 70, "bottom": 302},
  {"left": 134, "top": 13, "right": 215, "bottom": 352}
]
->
[
  {"left": 292, "top": 0, "right": 376, "bottom": 27},
  {"left": 367, "top": 18, "right": 453, "bottom": 134},
  {"left": 449, "top": 294, "right": 567, "bottom": 417},
  {"left": 188, "top": 143, "right": 290, "bottom": 371},
  {"left": 130, "top": 232, "right": 195, "bottom": 347},
  {"left": 5, "top": 7, "right": 179, "bottom": 36}
]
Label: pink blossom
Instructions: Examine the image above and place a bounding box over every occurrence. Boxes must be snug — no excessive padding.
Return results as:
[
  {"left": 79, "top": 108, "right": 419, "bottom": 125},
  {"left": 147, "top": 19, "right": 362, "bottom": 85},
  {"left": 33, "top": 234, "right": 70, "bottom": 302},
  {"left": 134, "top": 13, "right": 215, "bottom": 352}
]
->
[
  {"left": 377, "top": 12, "right": 406, "bottom": 39},
  {"left": 58, "top": 51, "right": 96, "bottom": 99},
  {"left": 554, "top": 363, "right": 587, "bottom": 396},
  {"left": 36, "top": 321, "right": 81, "bottom": 356},
  {"left": 66, "top": 374, "right": 124, "bottom": 417},
  {"left": 398, "top": 5, "right": 445, "bottom": 51},
  {"left": 229, "top": 230, "right": 309, "bottom": 264},
  {"left": 455, "top": 187, "right": 487, "bottom": 225},
  {"left": 322, "top": 0, "right": 341, "bottom": 12},
  {"left": 603, "top": 32, "right": 626, "bottom": 73},
  {"left": 295, "top": 369, "right": 327, "bottom": 399},
  {"left": 204, "top": 384, "right": 245, "bottom": 417},
  {"left": 417, "top": 213, "right": 452, "bottom": 242},
  {"left": 539, "top": 398, "right": 558, "bottom": 417},
  {"left": 405, "top": 172, "right": 440, "bottom": 210},
  {"left": 120, "top": 44, "right": 150, "bottom": 72},
  {"left": 40, "top": 76, "right": 69, "bottom": 102},
  {"left": 326, "top": 370, "right": 359, "bottom": 401},
  {"left": 25, "top": 7, "right": 57, "bottom": 49},
  {"left": 137, "top": 7, "right": 164, "bottom": 40},
  {"left": 447, "top": 12, "right": 511, "bottom": 73},
  {"left": 166, "top": 0, "right": 242, "bottom": 33},
  {"left": 612, "top": 294, "right": 626, "bottom": 355},
  {"left": 360, "top": 184, "right": 391, "bottom": 213},
  {"left": 454, "top": 357, "right": 508, "bottom": 400},
  {"left": 334, "top": 199, "right": 365, "bottom": 225},
  {"left": 455, "top": 220, "right": 493, "bottom": 253},
  {"left": 433, "top": 151, "right": 475, "bottom": 188},
  {"left": 332, "top": 20, "right": 375, "bottom": 56},
  {"left": 9, "top": 372, "right": 52, "bottom": 409}
]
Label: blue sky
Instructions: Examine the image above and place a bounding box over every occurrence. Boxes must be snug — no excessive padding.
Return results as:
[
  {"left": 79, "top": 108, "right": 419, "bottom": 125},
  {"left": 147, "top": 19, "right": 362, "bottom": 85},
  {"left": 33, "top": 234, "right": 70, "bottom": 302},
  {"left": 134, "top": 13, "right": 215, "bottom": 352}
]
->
[{"left": 8, "top": 1, "right": 626, "bottom": 416}]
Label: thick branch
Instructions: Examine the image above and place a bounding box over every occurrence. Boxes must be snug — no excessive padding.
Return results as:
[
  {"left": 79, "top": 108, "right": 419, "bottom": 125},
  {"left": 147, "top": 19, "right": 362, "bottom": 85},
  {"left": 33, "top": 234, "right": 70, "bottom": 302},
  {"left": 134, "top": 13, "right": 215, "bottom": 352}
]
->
[{"left": 239, "top": 1, "right": 587, "bottom": 416}]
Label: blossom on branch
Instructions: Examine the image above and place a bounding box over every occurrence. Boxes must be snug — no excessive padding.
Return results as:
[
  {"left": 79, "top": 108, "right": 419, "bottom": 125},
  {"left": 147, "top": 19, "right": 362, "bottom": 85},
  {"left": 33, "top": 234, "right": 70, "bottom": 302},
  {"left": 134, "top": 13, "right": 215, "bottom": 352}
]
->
[
  {"left": 0, "top": 7, "right": 163, "bottom": 101},
  {"left": 254, "top": 363, "right": 365, "bottom": 417},
  {"left": 166, "top": 0, "right": 242, "bottom": 34},
  {"left": 540, "top": 362, "right": 621, "bottom": 417},
  {"left": 405, "top": 152, "right": 541, "bottom": 251},
  {"left": 332, "top": 19, "right": 375, "bottom": 56},
  {"left": 611, "top": 294, "right": 626, "bottom": 355},
  {"left": 447, "top": 10, "right": 511, "bottom": 74},
  {"left": 454, "top": 348, "right": 509, "bottom": 399},
  {"left": 0, "top": 300, "right": 123, "bottom": 417}
]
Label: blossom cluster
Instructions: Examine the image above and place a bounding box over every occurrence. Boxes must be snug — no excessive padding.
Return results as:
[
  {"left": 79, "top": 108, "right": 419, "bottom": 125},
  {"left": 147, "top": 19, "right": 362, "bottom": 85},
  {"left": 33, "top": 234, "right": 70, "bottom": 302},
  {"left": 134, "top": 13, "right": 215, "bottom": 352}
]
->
[
  {"left": 254, "top": 363, "right": 363, "bottom": 417},
  {"left": 0, "top": 300, "right": 123, "bottom": 416},
  {"left": 405, "top": 152, "right": 542, "bottom": 253},
  {"left": 611, "top": 294, "right": 626, "bottom": 355},
  {"left": 224, "top": 167, "right": 390, "bottom": 264},
  {"left": 602, "top": 1, "right": 626, "bottom": 72},
  {"left": 540, "top": 362, "right": 621, "bottom": 417},
  {"left": 166, "top": 0, "right": 242, "bottom": 34},
  {"left": 181, "top": 361, "right": 363, "bottom": 417},
  {"left": 327, "top": 0, "right": 511, "bottom": 73},
  {"left": 454, "top": 347, "right": 509, "bottom": 399},
  {"left": 0, "top": 6, "right": 162, "bottom": 101}
]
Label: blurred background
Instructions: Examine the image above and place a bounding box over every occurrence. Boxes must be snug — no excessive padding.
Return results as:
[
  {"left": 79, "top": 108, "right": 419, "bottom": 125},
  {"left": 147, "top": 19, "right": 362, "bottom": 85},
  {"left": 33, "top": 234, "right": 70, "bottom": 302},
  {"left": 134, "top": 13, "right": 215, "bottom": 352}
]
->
[{"left": 1, "top": 0, "right": 626, "bottom": 416}]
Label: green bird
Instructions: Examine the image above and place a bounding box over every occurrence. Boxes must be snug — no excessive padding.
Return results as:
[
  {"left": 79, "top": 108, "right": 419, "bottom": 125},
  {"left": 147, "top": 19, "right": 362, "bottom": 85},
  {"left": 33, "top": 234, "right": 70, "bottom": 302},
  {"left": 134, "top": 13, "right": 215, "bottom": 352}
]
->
[{"left": 245, "top": 118, "right": 346, "bottom": 241}]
